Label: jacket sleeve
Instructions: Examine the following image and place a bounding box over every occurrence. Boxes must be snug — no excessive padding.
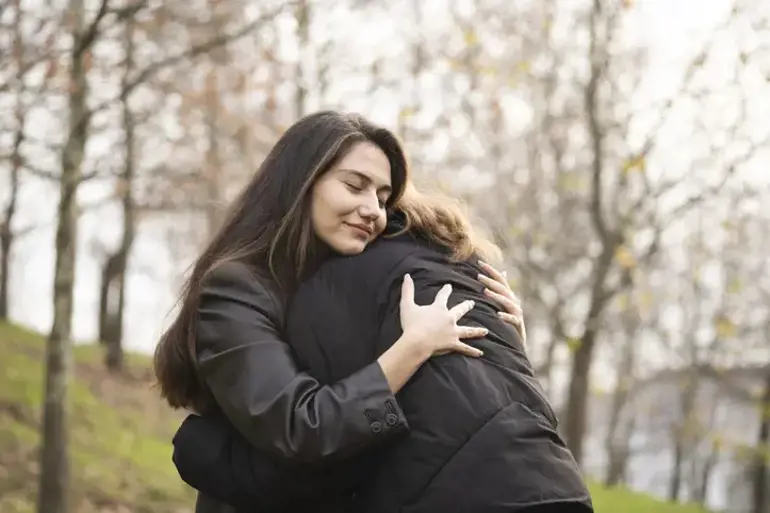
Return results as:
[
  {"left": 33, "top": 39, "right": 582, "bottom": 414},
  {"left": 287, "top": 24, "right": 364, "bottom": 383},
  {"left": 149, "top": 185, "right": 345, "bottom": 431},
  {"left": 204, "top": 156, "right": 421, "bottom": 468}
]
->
[
  {"left": 173, "top": 413, "right": 375, "bottom": 512},
  {"left": 195, "top": 261, "right": 408, "bottom": 465}
]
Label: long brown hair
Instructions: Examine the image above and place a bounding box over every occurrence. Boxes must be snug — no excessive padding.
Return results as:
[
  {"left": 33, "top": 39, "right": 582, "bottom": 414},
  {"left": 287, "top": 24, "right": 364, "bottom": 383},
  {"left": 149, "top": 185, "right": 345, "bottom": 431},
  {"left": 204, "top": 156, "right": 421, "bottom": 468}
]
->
[
  {"left": 392, "top": 183, "right": 502, "bottom": 264},
  {"left": 154, "top": 111, "right": 408, "bottom": 412}
]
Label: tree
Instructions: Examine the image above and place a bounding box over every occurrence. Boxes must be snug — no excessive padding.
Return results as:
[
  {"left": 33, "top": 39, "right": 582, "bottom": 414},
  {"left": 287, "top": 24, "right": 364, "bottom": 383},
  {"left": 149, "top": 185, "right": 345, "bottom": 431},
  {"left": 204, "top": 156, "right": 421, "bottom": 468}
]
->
[
  {"left": 38, "top": 0, "right": 109, "bottom": 510},
  {"left": 97, "top": 15, "right": 138, "bottom": 371},
  {"left": 0, "top": 0, "right": 49, "bottom": 319},
  {"left": 0, "top": 0, "right": 26, "bottom": 320}
]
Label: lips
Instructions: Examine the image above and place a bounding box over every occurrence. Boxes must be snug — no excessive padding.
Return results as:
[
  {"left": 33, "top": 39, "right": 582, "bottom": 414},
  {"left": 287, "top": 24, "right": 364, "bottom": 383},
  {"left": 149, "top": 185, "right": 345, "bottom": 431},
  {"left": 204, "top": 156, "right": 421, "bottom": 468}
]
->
[{"left": 346, "top": 223, "right": 373, "bottom": 238}]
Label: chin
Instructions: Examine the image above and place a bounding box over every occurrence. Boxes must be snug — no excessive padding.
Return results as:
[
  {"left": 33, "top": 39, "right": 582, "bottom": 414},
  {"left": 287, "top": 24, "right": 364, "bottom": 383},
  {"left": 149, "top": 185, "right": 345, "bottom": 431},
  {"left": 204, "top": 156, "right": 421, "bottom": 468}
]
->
[{"left": 330, "top": 237, "right": 369, "bottom": 255}]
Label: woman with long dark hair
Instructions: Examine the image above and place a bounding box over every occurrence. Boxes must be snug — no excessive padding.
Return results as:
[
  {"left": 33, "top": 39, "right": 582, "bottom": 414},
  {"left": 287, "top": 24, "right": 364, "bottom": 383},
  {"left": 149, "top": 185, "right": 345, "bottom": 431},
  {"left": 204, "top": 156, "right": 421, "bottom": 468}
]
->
[{"left": 153, "top": 111, "right": 524, "bottom": 513}]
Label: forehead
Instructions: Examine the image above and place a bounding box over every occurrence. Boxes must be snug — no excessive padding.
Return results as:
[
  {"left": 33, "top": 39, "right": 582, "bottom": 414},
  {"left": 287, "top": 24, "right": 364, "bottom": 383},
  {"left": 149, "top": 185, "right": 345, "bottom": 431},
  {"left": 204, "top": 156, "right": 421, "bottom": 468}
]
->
[{"left": 332, "top": 141, "right": 392, "bottom": 187}]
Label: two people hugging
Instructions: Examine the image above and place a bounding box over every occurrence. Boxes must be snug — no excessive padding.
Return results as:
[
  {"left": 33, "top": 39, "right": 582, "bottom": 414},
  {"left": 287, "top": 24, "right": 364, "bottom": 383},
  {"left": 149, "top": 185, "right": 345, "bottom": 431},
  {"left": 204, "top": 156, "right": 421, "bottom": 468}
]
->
[{"left": 154, "top": 111, "right": 593, "bottom": 513}]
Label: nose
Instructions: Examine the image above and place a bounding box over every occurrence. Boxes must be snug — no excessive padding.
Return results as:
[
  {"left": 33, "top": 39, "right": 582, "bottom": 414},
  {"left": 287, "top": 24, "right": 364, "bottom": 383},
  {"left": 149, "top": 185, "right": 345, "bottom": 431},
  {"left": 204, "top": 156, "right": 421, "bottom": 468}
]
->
[{"left": 358, "top": 191, "right": 382, "bottom": 221}]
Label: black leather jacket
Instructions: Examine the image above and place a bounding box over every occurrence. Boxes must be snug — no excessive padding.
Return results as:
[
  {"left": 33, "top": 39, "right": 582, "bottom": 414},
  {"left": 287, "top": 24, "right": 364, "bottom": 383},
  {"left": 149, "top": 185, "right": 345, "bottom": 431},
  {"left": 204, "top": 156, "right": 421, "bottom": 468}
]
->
[{"left": 187, "top": 261, "right": 409, "bottom": 512}]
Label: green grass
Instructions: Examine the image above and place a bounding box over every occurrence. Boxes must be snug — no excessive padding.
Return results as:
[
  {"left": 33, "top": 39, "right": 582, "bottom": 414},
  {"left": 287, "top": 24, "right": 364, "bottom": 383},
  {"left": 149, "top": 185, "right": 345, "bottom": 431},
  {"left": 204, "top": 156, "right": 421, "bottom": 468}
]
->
[
  {"left": 0, "top": 321, "right": 193, "bottom": 513},
  {"left": 589, "top": 482, "right": 710, "bottom": 512},
  {"left": 0, "top": 321, "right": 709, "bottom": 512}
]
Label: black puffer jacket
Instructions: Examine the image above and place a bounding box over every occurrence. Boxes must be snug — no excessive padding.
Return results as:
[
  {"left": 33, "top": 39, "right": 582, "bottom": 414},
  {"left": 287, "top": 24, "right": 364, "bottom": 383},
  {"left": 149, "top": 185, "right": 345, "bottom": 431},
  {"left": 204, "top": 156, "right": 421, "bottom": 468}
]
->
[{"left": 173, "top": 218, "right": 593, "bottom": 513}]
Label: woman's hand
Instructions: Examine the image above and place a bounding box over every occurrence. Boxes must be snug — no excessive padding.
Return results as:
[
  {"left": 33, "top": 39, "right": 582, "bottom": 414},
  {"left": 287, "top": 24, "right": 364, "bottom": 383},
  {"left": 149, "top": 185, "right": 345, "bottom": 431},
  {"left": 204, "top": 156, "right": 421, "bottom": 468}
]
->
[
  {"left": 399, "top": 274, "right": 487, "bottom": 358},
  {"left": 476, "top": 261, "right": 527, "bottom": 345},
  {"left": 377, "top": 274, "right": 486, "bottom": 393}
]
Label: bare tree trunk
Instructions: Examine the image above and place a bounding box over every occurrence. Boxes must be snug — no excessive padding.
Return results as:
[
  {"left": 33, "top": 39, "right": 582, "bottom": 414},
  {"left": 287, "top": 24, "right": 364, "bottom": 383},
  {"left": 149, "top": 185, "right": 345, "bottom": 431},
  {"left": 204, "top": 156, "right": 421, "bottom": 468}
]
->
[
  {"left": 203, "top": 68, "right": 223, "bottom": 238},
  {"left": 695, "top": 423, "right": 719, "bottom": 506},
  {"left": 563, "top": 248, "right": 614, "bottom": 464},
  {"left": 751, "top": 365, "right": 770, "bottom": 513},
  {"left": 38, "top": 0, "right": 95, "bottom": 510},
  {"left": 0, "top": 118, "right": 21, "bottom": 322},
  {"left": 669, "top": 227, "right": 706, "bottom": 503},
  {"left": 97, "top": 252, "right": 120, "bottom": 343},
  {"left": 294, "top": 0, "right": 309, "bottom": 118},
  {"left": 537, "top": 310, "right": 566, "bottom": 394},
  {"left": 604, "top": 318, "right": 636, "bottom": 486},
  {"left": 102, "top": 17, "right": 137, "bottom": 371},
  {"left": 668, "top": 425, "right": 685, "bottom": 501},
  {"left": 200, "top": 0, "right": 228, "bottom": 239},
  {"left": 562, "top": 0, "right": 618, "bottom": 465},
  {"left": 669, "top": 370, "right": 698, "bottom": 502},
  {"left": 1, "top": 0, "right": 26, "bottom": 320},
  {"left": 686, "top": 399, "right": 719, "bottom": 506}
]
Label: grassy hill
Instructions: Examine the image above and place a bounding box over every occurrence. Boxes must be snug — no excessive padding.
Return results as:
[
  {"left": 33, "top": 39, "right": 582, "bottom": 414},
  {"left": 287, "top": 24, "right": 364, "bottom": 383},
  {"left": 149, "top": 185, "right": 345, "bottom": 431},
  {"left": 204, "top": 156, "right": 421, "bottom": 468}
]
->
[{"left": 0, "top": 321, "right": 709, "bottom": 512}]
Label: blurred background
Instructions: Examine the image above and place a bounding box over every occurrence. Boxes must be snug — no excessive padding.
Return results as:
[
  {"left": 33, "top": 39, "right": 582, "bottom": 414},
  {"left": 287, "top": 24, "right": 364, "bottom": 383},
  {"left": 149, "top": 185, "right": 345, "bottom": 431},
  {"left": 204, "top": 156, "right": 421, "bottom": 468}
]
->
[{"left": 1, "top": 0, "right": 769, "bottom": 511}]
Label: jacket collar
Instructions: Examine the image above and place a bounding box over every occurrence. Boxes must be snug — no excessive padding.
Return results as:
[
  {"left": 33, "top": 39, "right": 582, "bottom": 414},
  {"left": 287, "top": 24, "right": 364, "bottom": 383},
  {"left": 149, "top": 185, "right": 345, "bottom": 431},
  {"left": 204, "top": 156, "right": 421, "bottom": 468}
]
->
[{"left": 385, "top": 210, "right": 408, "bottom": 235}]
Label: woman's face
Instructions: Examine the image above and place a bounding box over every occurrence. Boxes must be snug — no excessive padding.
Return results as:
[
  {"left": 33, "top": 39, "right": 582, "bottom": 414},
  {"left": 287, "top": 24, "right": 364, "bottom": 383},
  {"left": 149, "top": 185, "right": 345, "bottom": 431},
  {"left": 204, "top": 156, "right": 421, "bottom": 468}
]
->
[{"left": 310, "top": 141, "right": 392, "bottom": 255}]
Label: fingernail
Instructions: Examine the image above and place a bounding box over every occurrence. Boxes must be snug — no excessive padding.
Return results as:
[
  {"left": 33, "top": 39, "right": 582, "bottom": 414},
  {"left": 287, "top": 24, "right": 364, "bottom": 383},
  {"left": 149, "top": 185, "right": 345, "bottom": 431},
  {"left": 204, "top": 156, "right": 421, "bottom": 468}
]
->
[
  {"left": 475, "top": 350, "right": 484, "bottom": 356},
  {"left": 478, "top": 261, "right": 487, "bottom": 266}
]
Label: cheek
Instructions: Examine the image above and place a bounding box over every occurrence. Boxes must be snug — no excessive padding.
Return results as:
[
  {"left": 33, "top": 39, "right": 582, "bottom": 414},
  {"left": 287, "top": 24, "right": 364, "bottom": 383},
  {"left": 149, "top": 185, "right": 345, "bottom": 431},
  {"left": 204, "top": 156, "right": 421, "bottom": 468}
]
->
[
  {"left": 309, "top": 187, "right": 331, "bottom": 234},
  {"left": 314, "top": 181, "right": 352, "bottom": 215},
  {"left": 373, "top": 215, "right": 387, "bottom": 236},
  {"left": 310, "top": 183, "right": 346, "bottom": 236}
]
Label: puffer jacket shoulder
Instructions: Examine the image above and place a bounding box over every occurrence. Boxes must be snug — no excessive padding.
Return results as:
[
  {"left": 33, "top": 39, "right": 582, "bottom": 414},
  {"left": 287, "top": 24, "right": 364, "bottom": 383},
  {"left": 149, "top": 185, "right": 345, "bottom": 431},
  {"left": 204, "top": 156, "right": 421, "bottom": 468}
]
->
[{"left": 341, "top": 239, "right": 594, "bottom": 513}]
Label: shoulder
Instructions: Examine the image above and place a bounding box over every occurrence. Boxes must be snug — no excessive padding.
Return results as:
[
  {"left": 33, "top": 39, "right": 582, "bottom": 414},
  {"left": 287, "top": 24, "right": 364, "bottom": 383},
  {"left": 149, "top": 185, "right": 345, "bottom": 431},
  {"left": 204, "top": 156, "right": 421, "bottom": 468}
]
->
[
  {"left": 359, "top": 238, "right": 434, "bottom": 306},
  {"left": 199, "top": 260, "right": 284, "bottom": 324},
  {"left": 195, "top": 261, "right": 286, "bottom": 357},
  {"left": 289, "top": 238, "right": 422, "bottom": 315},
  {"left": 202, "top": 260, "right": 258, "bottom": 288},
  {"left": 322, "top": 237, "right": 424, "bottom": 285},
  {"left": 202, "top": 261, "right": 274, "bottom": 296},
  {"left": 378, "top": 236, "right": 438, "bottom": 272}
]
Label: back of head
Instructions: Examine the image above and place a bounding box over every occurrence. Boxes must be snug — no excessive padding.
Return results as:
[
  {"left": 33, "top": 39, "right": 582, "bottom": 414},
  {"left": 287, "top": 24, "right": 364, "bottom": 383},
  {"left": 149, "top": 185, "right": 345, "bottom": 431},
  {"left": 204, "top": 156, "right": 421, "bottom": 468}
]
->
[
  {"left": 153, "top": 110, "right": 409, "bottom": 412},
  {"left": 391, "top": 183, "right": 502, "bottom": 265}
]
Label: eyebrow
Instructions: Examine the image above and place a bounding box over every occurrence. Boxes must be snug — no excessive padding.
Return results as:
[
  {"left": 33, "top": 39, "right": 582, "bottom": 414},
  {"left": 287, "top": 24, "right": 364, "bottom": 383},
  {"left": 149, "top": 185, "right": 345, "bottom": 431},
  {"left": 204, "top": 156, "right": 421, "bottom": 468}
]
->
[{"left": 339, "top": 169, "right": 393, "bottom": 194}]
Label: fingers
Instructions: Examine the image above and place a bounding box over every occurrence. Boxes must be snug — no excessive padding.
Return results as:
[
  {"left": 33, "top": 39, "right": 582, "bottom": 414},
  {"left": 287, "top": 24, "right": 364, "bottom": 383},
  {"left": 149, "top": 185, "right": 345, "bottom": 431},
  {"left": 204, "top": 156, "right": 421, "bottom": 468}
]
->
[
  {"left": 456, "top": 325, "right": 488, "bottom": 339},
  {"left": 497, "top": 311, "right": 522, "bottom": 327},
  {"left": 400, "top": 274, "right": 415, "bottom": 308},
  {"left": 497, "top": 311, "right": 526, "bottom": 344},
  {"left": 478, "top": 261, "right": 508, "bottom": 286},
  {"left": 433, "top": 283, "right": 453, "bottom": 307},
  {"left": 483, "top": 287, "right": 522, "bottom": 316},
  {"left": 451, "top": 341, "right": 484, "bottom": 358},
  {"left": 477, "top": 274, "right": 520, "bottom": 308},
  {"left": 449, "top": 299, "right": 475, "bottom": 322}
]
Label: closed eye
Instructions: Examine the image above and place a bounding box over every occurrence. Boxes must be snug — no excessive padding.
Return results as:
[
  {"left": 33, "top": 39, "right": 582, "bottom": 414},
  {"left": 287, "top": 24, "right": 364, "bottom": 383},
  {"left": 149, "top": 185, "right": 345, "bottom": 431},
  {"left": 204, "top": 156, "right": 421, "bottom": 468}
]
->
[
  {"left": 345, "top": 181, "right": 388, "bottom": 209},
  {"left": 345, "top": 182, "right": 363, "bottom": 192}
]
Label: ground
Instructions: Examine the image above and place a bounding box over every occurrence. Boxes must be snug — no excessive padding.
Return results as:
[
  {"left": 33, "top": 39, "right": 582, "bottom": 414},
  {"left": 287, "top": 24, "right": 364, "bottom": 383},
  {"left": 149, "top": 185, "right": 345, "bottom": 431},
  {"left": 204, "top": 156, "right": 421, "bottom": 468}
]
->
[{"left": 0, "top": 321, "right": 709, "bottom": 512}]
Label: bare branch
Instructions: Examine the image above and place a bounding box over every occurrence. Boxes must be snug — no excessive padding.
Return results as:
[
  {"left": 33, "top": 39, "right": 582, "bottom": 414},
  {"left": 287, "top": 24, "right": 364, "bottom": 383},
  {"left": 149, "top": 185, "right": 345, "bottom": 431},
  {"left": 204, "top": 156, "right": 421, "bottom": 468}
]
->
[
  {"left": 76, "top": 0, "right": 111, "bottom": 55},
  {"left": 116, "top": 2, "right": 295, "bottom": 104},
  {"left": 110, "top": 0, "right": 147, "bottom": 20}
]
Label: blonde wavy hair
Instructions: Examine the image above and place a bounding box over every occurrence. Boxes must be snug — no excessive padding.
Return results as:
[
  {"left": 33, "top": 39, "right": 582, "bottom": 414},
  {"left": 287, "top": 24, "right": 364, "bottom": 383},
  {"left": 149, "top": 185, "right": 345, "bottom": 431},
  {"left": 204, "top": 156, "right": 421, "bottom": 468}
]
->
[{"left": 389, "top": 183, "right": 502, "bottom": 264}]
